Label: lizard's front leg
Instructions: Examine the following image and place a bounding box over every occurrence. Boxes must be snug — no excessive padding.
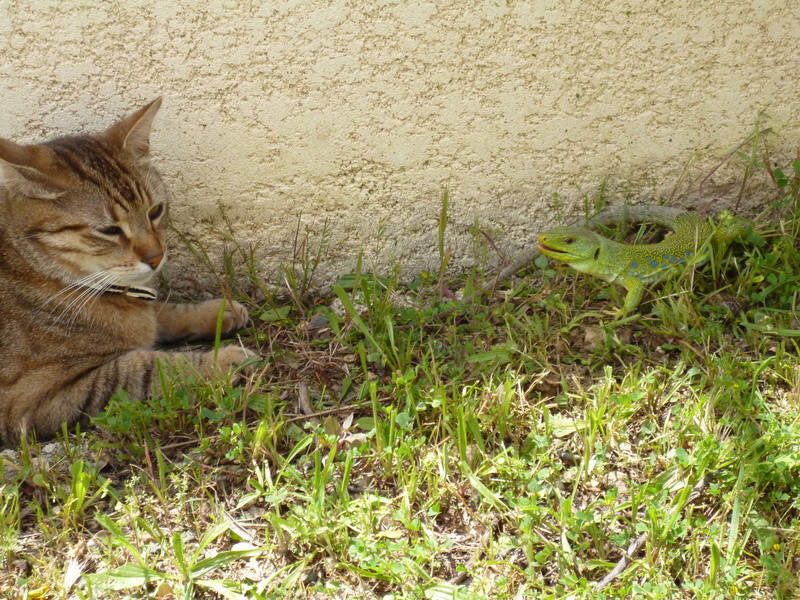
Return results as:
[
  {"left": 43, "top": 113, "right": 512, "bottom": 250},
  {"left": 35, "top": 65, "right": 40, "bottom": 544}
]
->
[
  {"left": 154, "top": 299, "right": 250, "bottom": 343},
  {"left": 618, "top": 279, "right": 645, "bottom": 316}
]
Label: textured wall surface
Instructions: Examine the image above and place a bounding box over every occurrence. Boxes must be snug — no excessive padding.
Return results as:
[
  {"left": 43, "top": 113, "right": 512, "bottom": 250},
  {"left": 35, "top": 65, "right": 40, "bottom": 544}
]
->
[{"left": 1, "top": 0, "right": 799, "bottom": 293}]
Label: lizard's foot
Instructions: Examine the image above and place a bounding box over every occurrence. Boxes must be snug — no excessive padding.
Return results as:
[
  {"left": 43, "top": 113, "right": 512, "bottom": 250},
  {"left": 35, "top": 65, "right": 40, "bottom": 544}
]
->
[{"left": 601, "top": 309, "right": 640, "bottom": 327}]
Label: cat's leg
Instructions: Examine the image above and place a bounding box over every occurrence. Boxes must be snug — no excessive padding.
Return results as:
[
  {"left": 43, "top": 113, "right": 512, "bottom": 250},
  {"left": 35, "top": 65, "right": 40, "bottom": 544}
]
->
[
  {"left": 154, "top": 299, "right": 250, "bottom": 343},
  {"left": 17, "top": 346, "right": 253, "bottom": 442}
]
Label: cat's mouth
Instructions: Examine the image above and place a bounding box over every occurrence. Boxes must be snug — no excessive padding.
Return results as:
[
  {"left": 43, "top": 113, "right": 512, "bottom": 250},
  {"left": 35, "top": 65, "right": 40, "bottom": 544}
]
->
[
  {"left": 71, "top": 262, "right": 162, "bottom": 301},
  {"left": 123, "top": 271, "right": 158, "bottom": 286},
  {"left": 101, "top": 262, "right": 164, "bottom": 301},
  {"left": 118, "top": 256, "right": 167, "bottom": 286}
]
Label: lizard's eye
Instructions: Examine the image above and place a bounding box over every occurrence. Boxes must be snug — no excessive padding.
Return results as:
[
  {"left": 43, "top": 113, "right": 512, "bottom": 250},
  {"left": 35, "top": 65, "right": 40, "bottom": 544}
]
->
[
  {"left": 593, "top": 248, "right": 601, "bottom": 260},
  {"left": 564, "top": 238, "right": 575, "bottom": 244}
]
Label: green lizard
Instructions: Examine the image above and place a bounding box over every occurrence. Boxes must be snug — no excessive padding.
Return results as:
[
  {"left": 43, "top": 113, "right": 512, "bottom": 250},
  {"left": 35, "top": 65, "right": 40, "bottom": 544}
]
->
[{"left": 535, "top": 205, "right": 751, "bottom": 315}]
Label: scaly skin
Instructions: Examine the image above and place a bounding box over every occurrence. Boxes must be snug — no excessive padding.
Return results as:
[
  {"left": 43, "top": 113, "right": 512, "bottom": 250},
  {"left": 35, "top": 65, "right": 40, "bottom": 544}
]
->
[{"left": 536, "top": 207, "right": 750, "bottom": 315}]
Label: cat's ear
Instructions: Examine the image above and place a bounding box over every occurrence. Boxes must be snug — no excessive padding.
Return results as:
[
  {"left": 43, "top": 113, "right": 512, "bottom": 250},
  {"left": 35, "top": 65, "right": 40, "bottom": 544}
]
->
[
  {"left": 105, "top": 97, "right": 162, "bottom": 157},
  {"left": 0, "top": 139, "right": 64, "bottom": 199}
]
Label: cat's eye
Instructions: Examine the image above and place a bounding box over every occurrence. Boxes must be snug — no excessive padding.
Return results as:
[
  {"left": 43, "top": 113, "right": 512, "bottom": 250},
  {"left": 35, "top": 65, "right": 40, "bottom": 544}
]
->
[
  {"left": 148, "top": 204, "right": 164, "bottom": 220},
  {"left": 98, "top": 225, "right": 123, "bottom": 237}
]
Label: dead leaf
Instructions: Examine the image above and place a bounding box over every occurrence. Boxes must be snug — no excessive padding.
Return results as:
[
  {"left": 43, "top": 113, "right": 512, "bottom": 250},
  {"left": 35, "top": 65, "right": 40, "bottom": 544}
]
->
[
  {"left": 323, "top": 416, "right": 341, "bottom": 436},
  {"left": 376, "top": 530, "right": 406, "bottom": 539},
  {"left": 338, "top": 433, "right": 368, "bottom": 451},
  {"left": 583, "top": 326, "right": 604, "bottom": 351},
  {"left": 155, "top": 580, "right": 174, "bottom": 599}
]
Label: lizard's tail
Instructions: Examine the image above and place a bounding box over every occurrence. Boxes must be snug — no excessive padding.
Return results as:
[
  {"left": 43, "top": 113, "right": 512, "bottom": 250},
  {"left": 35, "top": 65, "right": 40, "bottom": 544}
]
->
[{"left": 586, "top": 205, "right": 686, "bottom": 230}]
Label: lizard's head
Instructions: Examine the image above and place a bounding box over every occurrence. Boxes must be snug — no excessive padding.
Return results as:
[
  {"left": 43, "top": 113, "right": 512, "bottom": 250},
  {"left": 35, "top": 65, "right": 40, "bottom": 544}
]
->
[{"left": 537, "top": 226, "right": 603, "bottom": 265}]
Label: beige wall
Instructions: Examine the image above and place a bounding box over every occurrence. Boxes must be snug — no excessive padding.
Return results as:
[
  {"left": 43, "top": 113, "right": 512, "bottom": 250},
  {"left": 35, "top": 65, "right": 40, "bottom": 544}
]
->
[{"left": 1, "top": 0, "right": 799, "bottom": 292}]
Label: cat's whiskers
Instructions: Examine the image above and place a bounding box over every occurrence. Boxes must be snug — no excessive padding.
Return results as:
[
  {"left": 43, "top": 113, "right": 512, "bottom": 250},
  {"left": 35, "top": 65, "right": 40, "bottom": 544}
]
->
[
  {"left": 36, "top": 271, "right": 118, "bottom": 327},
  {"left": 56, "top": 273, "right": 118, "bottom": 326},
  {"left": 61, "top": 282, "right": 112, "bottom": 330},
  {"left": 37, "top": 270, "right": 113, "bottom": 309}
]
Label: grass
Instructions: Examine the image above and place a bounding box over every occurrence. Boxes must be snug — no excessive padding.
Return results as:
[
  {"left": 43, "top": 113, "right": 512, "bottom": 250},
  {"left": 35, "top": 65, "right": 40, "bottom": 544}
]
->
[{"left": 2, "top": 155, "right": 800, "bottom": 599}]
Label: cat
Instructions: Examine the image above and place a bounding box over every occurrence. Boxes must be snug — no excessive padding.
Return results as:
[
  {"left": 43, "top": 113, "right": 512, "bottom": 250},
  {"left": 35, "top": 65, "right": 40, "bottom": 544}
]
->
[{"left": 0, "top": 98, "right": 255, "bottom": 445}]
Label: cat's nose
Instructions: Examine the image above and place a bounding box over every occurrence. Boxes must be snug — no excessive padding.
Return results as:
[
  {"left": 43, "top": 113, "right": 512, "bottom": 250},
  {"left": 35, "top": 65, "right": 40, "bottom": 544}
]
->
[{"left": 142, "top": 251, "right": 164, "bottom": 270}]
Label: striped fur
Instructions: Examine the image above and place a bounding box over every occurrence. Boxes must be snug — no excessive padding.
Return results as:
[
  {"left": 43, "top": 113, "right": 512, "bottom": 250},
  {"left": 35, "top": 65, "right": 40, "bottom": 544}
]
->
[{"left": 0, "top": 99, "right": 252, "bottom": 445}]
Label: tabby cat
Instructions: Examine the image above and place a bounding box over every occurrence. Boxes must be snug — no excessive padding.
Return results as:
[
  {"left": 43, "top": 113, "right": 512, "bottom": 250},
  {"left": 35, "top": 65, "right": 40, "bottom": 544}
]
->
[{"left": 0, "top": 98, "right": 254, "bottom": 445}]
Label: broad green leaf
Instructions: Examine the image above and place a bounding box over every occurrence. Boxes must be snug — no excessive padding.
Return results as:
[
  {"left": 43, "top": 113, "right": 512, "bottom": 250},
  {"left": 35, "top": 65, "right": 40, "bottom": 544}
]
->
[
  {"left": 259, "top": 306, "right": 291, "bottom": 323},
  {"left": 172, "top": 532, "right": 187, "bottom": 576},
  {"left": 425, "top": 582, "right": 466, "bottom": 600},
  {"left": 196, "top": 579, "right": 247, "bottom": 600},
  {"left": 549, "top": 415, "right": 586, "bottom": 438},
  {"left": 93, "top": 515, "right": 145, "bottom": 563},
  {"left": 190, "top": 548, "right": 267, "bottom": 579},
  {"left": 466, "top": 471, "right": 510, "bottom": 513},
  {"left": 334, "top": 272, "right": 391, "bottom": 290},
  {"left": 465, "top": 349, "right": 511, "bottom": 364},
  {"left": 196, "top": 521, "right": 232, "bottom": 556},
  {"left": 395, "top": 410, "right": 413, "bottom": 431},
  {"left": 87, "top": 564, "right": 168, "bottom": 590}
]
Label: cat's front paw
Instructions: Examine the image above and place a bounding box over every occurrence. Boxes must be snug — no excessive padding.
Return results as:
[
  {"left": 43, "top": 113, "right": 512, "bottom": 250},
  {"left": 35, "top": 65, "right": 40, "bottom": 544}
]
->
[
  {"left": 190, "top": 298, "right": 250, "bottom": 339},
  {"left": 155, "top": 298, "right": 252, "bottom": 343},
  {"left": 201, "top": 345, "right": 258, "bottom": 377},
  {"left": 216, "top": 299, "right": 250, "bottom": 335}
]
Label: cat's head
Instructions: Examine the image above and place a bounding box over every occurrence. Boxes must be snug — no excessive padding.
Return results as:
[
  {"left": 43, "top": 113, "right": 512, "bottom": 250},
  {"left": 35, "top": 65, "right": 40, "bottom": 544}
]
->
[{"left": 0, "top": 98, "right": 169, "bottom": 290}]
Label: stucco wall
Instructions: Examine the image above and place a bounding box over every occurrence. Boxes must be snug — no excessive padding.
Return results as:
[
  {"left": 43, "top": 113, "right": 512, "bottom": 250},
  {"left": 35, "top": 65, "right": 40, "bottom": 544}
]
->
[{"left": 1, "top": 0, "right": 799, "bottom": 293}]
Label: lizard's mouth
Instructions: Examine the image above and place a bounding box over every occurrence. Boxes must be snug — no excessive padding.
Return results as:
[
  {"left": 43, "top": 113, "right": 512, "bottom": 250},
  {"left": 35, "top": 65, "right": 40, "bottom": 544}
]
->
[{"left": 537, "top": 243, "right": 566, "bottom": 254}]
